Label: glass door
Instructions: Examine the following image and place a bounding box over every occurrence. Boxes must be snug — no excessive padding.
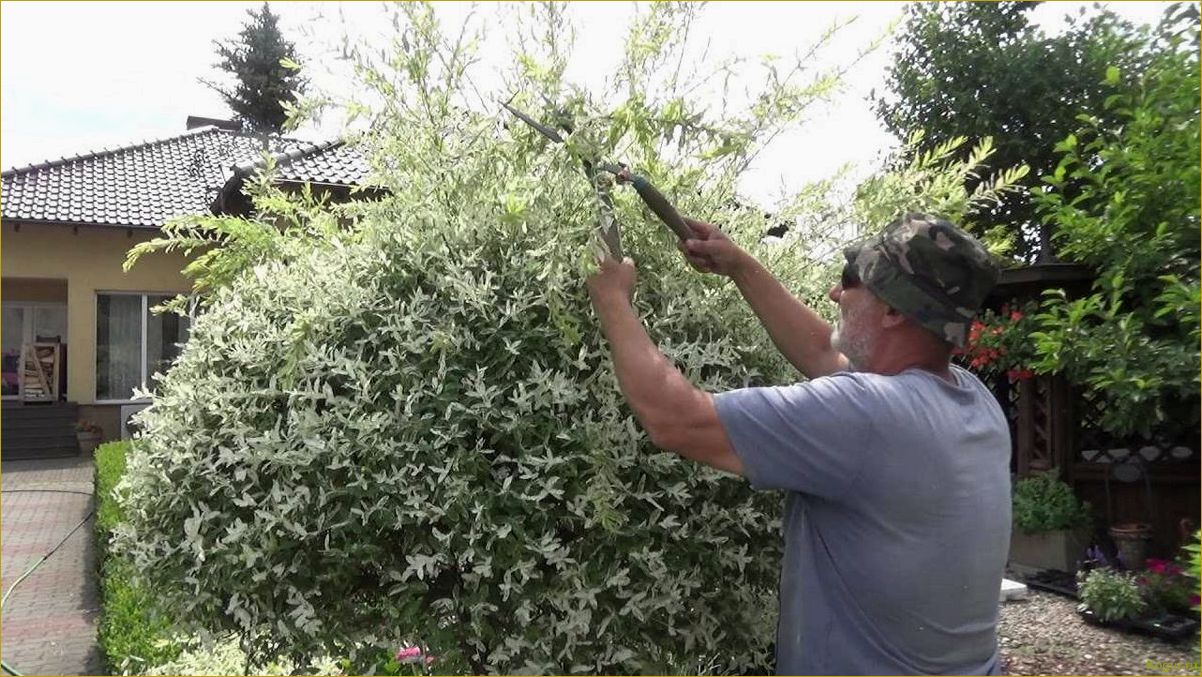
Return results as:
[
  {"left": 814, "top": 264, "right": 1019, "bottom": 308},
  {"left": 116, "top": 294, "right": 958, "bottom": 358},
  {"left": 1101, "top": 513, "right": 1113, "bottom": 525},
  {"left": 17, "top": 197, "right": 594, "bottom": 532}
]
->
[
  {"left": 2, "top": 303, "right": 69, "bottom": 399},
  {"left": 1, "top": 306, "right": 25, "bottom": 398}
]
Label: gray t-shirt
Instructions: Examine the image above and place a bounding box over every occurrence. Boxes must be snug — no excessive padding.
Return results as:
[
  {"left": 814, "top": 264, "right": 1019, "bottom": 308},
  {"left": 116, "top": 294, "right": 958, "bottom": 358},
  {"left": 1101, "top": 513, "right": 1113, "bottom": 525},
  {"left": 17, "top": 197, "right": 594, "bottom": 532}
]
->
[{"left": 714, "top": 365, "right": 1011, "bottom": 675}]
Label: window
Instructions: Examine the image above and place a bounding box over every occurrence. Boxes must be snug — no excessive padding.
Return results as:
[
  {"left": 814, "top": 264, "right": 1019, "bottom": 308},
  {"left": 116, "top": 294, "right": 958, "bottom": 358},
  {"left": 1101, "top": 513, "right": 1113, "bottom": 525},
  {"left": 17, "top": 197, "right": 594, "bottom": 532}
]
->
[{"left": 96, "top": 293, "right": 190, "bottom": 401}]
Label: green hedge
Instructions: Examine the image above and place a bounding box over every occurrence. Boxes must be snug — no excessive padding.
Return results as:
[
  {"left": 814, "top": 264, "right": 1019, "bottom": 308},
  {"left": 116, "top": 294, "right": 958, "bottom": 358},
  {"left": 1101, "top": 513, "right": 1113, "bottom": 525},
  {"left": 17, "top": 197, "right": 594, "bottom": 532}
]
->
[
  {"left": 94, "top": 441, "right": 130, "bottom": 551},
  {"left": 94, "top": 441, "right": 181, "bottom": 674}
]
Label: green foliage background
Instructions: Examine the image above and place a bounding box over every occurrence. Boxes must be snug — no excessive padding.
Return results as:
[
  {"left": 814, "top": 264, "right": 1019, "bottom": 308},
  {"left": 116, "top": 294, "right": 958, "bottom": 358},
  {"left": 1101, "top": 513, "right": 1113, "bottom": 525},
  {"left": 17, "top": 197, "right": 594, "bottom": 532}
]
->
[
  {"left": 875, "top": 1, "right": 1163, "bottom": 261},
  {"left": 1026, "top": 11, "right": 1200, "bottom": 439}
]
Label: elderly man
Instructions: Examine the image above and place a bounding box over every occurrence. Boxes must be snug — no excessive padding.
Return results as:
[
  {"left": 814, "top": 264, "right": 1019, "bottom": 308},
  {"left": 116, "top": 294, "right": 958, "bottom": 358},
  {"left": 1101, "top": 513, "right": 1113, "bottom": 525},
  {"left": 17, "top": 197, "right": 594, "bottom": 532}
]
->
[{"left": 586, "top": 213, "right": 1011, "bottom": 675}]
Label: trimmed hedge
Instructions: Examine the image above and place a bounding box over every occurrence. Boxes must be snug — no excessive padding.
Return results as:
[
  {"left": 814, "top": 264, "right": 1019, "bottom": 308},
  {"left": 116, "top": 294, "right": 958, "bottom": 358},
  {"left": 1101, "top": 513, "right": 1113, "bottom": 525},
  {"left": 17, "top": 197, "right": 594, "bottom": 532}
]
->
[
  {"left": 94, "top": 441, "right": 130, "bottom": 551},
  {"left": 94, "top": 441, "right": 181, "bottom": 674}
]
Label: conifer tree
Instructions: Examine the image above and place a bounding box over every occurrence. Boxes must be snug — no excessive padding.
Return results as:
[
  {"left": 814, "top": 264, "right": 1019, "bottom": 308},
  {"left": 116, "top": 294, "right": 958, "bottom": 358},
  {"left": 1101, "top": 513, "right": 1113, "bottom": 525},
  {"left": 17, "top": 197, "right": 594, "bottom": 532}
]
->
[{"left": 201, "top": 2, "right": 306, "bottom": 135}]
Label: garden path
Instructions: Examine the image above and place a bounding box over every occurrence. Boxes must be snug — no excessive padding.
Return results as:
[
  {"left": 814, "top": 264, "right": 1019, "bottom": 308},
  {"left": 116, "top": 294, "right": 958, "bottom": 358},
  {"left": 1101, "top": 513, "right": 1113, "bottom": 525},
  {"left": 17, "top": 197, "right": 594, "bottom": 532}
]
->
[{"left": 1, "top": 456, "right": 103, "bottom": 675}]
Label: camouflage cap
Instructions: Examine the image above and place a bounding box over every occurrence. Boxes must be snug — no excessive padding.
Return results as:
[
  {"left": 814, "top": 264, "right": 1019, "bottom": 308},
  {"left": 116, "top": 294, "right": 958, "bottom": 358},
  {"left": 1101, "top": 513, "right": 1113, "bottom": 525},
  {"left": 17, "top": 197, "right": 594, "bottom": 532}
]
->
[{"left": 843, "top": 213, "right": 1000, "bottom": 347}]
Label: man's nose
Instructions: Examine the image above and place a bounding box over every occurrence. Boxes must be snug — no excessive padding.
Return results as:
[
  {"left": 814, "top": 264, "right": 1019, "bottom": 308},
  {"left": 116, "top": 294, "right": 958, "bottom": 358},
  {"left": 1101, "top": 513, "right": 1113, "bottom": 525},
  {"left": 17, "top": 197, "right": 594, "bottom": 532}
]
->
[{"left": 828, "top": 284, "right": 841, "bottom": 303}]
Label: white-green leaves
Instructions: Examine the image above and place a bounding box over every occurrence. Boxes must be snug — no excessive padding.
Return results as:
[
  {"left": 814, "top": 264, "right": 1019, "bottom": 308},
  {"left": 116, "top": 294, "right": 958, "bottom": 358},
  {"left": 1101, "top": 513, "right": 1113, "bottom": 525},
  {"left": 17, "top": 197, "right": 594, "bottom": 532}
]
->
[{"left": 114, "top": 4, "right": 867, "bottom": 674}]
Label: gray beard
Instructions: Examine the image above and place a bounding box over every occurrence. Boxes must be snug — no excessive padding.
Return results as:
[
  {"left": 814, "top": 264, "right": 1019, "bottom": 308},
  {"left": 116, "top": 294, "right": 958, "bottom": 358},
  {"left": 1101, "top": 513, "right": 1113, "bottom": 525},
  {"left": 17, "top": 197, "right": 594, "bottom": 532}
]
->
[{"left": 831, "top": 324, "right": 866, "bottom": 372}]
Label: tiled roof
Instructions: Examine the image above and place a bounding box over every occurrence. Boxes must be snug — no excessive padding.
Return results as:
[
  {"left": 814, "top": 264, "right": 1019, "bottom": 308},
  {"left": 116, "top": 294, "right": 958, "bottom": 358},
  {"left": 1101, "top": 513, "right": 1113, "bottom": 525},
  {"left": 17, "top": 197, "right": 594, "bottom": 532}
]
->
[
  {"left": 267, "top": 140, "right": 369, "bottom": 187},
  {"left": 0, "top": 128, "right": 369, "bottom": 229}
]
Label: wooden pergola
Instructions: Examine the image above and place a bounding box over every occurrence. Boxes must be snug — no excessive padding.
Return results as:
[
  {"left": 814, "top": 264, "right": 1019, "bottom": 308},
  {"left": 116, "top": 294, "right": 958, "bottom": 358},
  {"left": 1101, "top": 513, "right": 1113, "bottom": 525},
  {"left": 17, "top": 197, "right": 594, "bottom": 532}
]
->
[{"left": 980, "top": 263, "right": 1200, "bottom": 559}]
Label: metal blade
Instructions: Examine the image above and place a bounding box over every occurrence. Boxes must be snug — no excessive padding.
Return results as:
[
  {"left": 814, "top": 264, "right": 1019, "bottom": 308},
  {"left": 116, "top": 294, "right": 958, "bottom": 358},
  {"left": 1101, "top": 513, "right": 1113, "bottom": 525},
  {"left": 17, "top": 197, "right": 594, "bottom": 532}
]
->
[{"left": 500, "top": 100, "right": 564, "bottom": 143}]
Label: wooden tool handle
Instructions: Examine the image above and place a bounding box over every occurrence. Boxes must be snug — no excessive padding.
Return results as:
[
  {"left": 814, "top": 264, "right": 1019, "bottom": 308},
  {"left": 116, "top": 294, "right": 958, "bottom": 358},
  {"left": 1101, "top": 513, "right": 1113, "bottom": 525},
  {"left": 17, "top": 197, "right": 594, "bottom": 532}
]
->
[{"left": 629, "top": 175, "right": 692, "bottom": 241}]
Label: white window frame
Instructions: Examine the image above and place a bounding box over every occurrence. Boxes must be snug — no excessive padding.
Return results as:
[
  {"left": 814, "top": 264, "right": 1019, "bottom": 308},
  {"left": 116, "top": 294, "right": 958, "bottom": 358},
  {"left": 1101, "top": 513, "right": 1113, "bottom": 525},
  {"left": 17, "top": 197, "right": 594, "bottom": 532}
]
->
[{"left": 94, "top": 291, "right": 188, "bottom": 405}]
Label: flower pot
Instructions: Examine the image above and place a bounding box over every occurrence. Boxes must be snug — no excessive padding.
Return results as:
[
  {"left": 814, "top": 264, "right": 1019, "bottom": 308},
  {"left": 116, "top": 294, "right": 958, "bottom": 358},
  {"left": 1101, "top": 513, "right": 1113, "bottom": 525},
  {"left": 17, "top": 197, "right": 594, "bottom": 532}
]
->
[
  {"left": 1109, "top": 522, "right": 1152, "bottom": 569},
  {"left": 1009, "top": 527, "right": 1090, "bottom": 575},
  {"left": 76, "top": 431, "right": 101, "bottom": 455}
]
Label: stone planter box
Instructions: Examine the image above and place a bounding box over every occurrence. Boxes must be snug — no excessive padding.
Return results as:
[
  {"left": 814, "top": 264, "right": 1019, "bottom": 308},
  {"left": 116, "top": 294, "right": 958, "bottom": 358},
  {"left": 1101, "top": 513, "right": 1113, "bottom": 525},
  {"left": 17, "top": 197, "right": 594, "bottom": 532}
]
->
[
  {"left": 1009, "top": 528, "right": 1089, "bottom": 575},
  {"left": 76, "top": 431, "right": 101, "bottom": 455}
]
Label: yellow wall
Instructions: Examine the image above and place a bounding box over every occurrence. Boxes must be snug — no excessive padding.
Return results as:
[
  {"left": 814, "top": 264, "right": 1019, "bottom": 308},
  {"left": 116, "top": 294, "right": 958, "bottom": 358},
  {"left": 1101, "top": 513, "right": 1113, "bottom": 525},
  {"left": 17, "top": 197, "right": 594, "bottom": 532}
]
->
[
  {"left": 1, "top": 222, "right": 191, "bottom": 404},
  {"left": 3, "top": 277, "right": 68, "bottom": 302}
]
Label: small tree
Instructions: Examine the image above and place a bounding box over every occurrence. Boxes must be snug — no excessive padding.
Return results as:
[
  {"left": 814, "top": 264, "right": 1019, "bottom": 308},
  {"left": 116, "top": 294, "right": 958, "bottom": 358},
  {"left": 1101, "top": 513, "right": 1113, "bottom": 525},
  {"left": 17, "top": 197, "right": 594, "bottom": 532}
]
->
[
  {"left": 201, "top": 2, "right": 307, "bottom": 135},
  {"left": 874, "top": 2, "right": 1153, "bottom": 261},
  {"left": 1025, "top": 7, "right": 1200, "bottom": 440}
]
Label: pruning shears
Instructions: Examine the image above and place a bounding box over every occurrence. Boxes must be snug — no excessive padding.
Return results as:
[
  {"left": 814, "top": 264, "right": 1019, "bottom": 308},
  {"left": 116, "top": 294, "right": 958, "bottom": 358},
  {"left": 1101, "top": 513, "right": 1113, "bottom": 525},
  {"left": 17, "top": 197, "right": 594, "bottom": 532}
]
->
[{"left": 501, "top": 100, "right": 694, "bottom": 260}]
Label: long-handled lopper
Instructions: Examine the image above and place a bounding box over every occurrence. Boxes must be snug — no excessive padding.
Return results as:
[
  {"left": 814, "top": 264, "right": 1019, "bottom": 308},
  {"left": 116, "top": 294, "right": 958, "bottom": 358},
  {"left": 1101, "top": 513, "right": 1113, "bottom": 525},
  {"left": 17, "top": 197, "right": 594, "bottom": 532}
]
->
[{"left": 501, "top": 100, "right": 694, "bottom": 257}]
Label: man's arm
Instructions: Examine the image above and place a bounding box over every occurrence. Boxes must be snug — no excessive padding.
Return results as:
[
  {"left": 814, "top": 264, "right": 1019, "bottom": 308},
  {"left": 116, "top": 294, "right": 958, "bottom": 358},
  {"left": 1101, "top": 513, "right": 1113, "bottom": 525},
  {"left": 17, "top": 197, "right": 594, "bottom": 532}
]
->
[
  {"left": 587, "top": 258, "right": 744, "bottom": 476},
  {"left": 681, "top": 219, "right": 848, "bottom": 378}
]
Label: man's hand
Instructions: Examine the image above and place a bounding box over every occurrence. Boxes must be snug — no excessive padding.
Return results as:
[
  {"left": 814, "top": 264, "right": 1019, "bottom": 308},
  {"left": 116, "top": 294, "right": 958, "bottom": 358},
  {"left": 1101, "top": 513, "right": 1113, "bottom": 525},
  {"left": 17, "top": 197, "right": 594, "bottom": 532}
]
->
[
  {"left": 583, "top": 251, "right": 745, "bottom": 477},
  {"left": 587, "top": 256, "right": 638, "bottom": 307},
  {"left": 677, "top": 218, "right": 750, "bottom": 278}
]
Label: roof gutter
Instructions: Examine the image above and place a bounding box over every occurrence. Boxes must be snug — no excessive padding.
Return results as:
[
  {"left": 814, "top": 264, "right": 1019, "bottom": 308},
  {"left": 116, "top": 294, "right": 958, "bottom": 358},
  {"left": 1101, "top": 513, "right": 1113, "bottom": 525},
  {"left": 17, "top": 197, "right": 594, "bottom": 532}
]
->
[{"left": 2, "top": 217, "right": 163, "bottom": 232}]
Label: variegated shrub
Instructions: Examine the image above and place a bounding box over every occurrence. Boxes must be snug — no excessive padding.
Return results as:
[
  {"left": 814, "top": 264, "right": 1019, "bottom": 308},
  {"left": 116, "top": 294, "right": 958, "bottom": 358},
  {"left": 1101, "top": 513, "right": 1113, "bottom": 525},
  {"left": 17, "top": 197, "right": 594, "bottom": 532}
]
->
[{"left": 115, "top": 4, "right": 1022, "bottom": 674}]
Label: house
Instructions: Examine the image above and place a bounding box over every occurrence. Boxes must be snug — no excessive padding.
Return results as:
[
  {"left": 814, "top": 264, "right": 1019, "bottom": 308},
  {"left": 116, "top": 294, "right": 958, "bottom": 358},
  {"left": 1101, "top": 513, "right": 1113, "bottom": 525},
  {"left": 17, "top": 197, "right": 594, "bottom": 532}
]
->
[{"left": 1, "top": 117, "right": 368, "bottom": 457}]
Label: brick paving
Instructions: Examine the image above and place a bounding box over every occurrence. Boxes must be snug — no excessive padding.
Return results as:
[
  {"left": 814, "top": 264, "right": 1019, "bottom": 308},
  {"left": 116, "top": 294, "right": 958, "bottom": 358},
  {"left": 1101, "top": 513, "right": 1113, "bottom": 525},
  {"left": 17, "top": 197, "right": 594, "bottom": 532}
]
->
[{"left": 1, "top": 456, "right": 103, "bottom": 675}]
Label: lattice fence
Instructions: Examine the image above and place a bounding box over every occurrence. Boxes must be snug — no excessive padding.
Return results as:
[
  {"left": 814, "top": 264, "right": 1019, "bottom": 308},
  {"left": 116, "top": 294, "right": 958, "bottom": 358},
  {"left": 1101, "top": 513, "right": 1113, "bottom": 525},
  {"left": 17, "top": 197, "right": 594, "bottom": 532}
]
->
[{"left": 1075, "top": 388, "right": 1199, "bottom": 466}]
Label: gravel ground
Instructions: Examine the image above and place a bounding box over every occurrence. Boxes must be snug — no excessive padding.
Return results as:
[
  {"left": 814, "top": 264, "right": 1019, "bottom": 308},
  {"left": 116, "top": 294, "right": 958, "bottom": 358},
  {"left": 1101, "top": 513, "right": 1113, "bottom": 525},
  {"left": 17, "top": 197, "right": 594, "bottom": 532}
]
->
[{"left": 999, "top": 589, "right": 1201, "bottom": 675}]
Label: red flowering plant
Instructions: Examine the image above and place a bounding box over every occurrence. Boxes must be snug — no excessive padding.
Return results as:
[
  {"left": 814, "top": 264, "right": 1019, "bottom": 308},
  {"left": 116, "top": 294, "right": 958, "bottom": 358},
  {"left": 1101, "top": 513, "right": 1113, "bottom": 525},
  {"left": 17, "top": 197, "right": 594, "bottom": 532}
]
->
[
  {"left": 1138, "top": 557, "right": 1201, "bottom": 616},
  {"left": 955, "top": 300, "right": 1041, "bottom": 383}
]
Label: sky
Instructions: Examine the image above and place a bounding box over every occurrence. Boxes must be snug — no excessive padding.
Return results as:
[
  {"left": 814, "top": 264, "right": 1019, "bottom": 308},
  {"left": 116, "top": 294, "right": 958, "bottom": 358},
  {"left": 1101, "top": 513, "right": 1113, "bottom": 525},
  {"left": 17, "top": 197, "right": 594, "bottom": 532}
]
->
[{"left": 0, "top": 1, "right": 1175, "bottom": 208}]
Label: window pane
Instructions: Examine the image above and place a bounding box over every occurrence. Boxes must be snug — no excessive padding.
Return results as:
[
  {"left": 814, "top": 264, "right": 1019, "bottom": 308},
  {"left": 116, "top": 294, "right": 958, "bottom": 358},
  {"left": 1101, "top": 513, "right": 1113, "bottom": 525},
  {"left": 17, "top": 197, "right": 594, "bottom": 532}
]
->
[
  {"left": 146, "top": 295, "right": 190, "bottom": 390},
  {"left": 32, "top": 306, "right": 68, "bottom": 343},
  {"left": 2, "top": 306, "right": 25, "bottom": 397},
  {"left": 96, "top": 295, "right": 143, "bottom": 400}
]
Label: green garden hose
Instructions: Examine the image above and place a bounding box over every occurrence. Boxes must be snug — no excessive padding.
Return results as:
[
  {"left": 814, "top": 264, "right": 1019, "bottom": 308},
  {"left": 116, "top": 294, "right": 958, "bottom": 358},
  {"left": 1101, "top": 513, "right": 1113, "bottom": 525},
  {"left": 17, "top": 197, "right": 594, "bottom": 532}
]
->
[{"left": 0, "top": 489, "right": 97, "bottom": 676}]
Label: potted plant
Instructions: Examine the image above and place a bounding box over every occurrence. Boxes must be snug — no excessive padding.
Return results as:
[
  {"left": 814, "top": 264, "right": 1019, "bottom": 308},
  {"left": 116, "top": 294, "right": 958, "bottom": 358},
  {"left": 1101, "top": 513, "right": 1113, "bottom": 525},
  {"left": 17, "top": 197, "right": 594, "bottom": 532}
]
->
[
  {"left": 1109, "top": 522, "right": 1153, "bottom": 570},
  {"left": 1139, "top": 558, "right": 1199, "bottom": 616},
  {"left": 1009, "top": 470, "right": 1093, "bottom": 574},
  {"left": 75, "top": 420, "right": 103, "bottom": 454},
  {"left": 1077, "top": 554, "right": 1202, "bottom": 641},
  {"left": 1077, "top": 567, "right": 1147, "bottom": 628}
]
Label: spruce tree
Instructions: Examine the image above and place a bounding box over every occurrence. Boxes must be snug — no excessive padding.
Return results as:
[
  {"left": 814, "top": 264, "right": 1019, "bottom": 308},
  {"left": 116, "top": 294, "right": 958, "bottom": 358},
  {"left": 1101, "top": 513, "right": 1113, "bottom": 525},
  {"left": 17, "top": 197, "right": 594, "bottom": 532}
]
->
[{"left": 201, "top": 2, "right": 306, "bottom": 135}]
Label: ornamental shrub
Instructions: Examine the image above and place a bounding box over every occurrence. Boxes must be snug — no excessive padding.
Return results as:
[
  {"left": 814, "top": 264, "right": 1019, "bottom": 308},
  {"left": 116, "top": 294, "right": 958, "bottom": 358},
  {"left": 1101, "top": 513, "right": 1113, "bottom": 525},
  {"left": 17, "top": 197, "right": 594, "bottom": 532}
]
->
[
  {"left": 115, "top": 5, "right": 1027, "bottom": 673},
  {"left": 115, "top": 6, "right": 815, "bottom": 673},
  {"left": 118, "top": 186, "right": 787, "bottom": 672},
  {"left": 1012, "top": 471, "right": 1092, "bottom": 535}
]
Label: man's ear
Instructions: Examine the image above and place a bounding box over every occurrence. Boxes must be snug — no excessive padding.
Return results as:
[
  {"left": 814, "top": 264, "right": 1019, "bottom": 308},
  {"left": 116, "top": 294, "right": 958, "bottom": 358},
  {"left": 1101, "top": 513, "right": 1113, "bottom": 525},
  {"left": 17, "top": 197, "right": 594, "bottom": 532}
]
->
[{"left": 881, "top": 306, "right": 908, "bottom": 329}]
